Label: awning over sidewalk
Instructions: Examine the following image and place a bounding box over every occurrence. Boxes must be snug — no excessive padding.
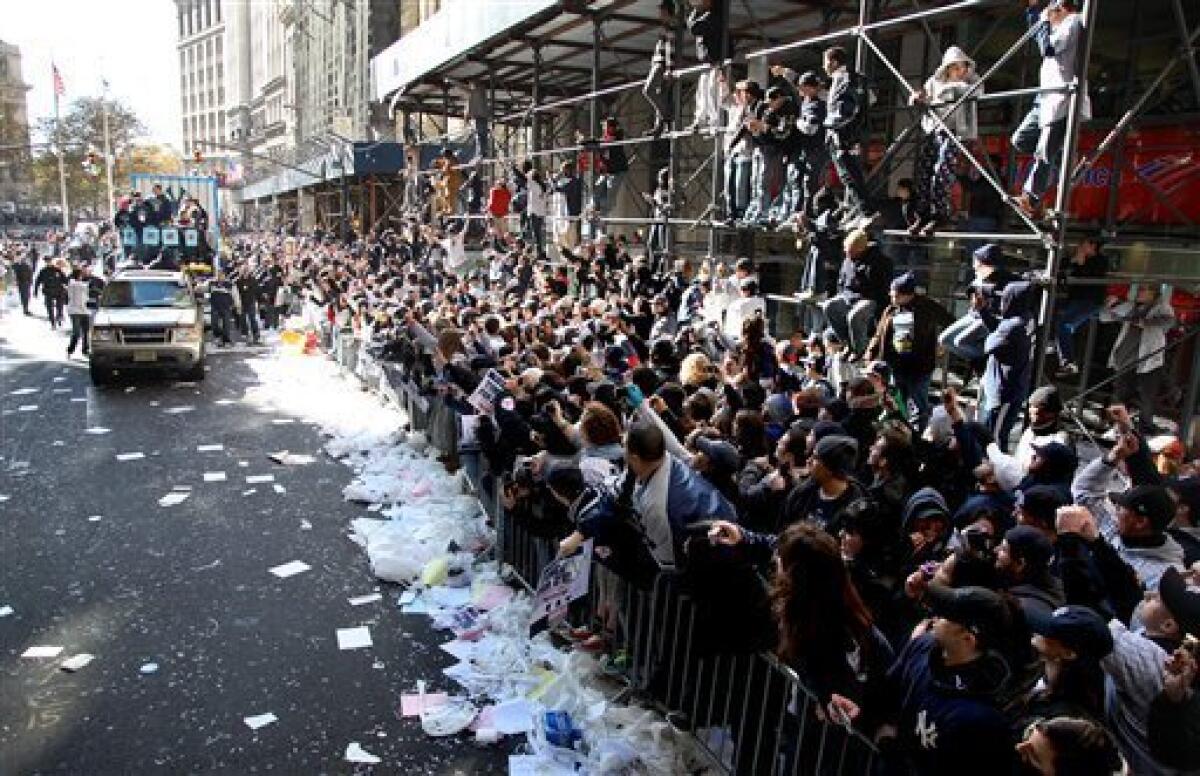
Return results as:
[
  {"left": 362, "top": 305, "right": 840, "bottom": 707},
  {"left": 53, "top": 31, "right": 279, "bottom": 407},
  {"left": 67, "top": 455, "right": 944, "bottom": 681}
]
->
[
  {"left": 371, "top": 0, "right": 559, "bottom": 102},
  {"left": 238, "top": 142, "right": 407, "bottom": 202}
]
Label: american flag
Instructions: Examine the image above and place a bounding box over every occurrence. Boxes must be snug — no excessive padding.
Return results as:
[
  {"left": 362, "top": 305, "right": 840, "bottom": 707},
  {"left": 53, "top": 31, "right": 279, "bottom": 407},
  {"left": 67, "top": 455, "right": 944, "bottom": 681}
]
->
[{"left": 52, "top": 64, "right": 64, "bottom": 97}]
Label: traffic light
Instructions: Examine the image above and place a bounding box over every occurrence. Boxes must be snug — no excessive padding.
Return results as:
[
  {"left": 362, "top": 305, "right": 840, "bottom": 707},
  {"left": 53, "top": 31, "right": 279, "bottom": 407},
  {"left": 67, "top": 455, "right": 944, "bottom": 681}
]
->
[{"left": 193, "top": 148, "right": 203, "bottom": 164}]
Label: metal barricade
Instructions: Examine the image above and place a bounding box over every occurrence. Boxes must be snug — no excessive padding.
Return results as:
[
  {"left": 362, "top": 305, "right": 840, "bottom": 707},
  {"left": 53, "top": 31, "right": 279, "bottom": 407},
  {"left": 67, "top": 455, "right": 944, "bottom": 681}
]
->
[{"left": 483, "top": 467, "right": 880, "bottom": 775}]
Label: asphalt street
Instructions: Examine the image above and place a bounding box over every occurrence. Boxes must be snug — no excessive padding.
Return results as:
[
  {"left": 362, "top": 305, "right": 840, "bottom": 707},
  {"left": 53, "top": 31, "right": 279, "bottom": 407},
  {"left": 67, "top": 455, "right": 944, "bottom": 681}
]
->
[{"left": 0, "top": 303, "right": 508, "bottom": 774}]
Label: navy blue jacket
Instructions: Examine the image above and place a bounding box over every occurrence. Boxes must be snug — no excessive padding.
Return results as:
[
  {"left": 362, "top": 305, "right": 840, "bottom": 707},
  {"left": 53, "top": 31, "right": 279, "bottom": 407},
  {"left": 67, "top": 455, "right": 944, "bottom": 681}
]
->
[{"left": 884, "top": 634, "right": 1015, "bottom": 776}]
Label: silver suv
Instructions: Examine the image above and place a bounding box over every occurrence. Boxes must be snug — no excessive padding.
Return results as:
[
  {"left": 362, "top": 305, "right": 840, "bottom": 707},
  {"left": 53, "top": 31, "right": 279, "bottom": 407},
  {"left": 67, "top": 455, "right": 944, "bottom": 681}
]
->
[{"left": 89, "top": 270, "right": 206, "bottom": 385}]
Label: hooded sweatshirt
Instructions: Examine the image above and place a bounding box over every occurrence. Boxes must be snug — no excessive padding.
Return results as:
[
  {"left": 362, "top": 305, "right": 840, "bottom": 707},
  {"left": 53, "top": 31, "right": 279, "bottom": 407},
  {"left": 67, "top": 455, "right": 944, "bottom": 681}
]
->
[
  {"left": 981, "top": 282, "right": 1033, "bottom": 410},
  {"left": 885, "top": 634, "right": 1015, "bottom": 776}
]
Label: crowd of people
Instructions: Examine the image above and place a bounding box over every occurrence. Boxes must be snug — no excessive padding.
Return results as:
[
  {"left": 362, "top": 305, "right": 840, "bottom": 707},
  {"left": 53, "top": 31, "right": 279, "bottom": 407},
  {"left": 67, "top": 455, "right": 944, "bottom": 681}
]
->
[
  {"left": 172, "top": 193, "right": 1190, "bottom": 776},
  {"left": 4, "top": 1, "right": 1197, "bottom": 773}
]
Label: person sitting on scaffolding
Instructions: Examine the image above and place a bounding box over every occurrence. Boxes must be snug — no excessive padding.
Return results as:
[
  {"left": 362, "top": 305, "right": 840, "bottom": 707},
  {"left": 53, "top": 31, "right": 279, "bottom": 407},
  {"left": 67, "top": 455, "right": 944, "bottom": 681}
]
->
[
  {"left": 907, "top": 46, "right": 983, "bottom": 237},
  {"left": 821, "top": 227, "right": 893, "bottom": 357},
  {"left": 721, "top": 79, "right": 763, "bottom": 225},
  {"left": 1012, "top": 0, "right": 1091, "bottom": 220},
  {"left": 643, "top": 1, "right": 676, "bottom": 138},
  {"left": 770, "top": 67, "right": 828, "bottom": 227},
  {"left": 743, "top": 86, "right": 795, "bottom": 227},
  {"left": 685, "top": 0, "right": 728, "bottom": 133},
  {"left": 823, "top": 45, "right": 873, "bottom": 222}
]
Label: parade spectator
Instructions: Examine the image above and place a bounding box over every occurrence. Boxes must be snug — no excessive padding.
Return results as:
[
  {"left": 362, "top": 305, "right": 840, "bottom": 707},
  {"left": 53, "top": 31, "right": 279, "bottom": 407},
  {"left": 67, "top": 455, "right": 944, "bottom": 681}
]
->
[
  {"left": 644, "top": 2, "right": 677, "bottom": 137},
  {"left": 908, "top": 46, "right": 982, "bottom": 236},
  {"left": 866, "top": 271, "right": 953, "bottom": 428},
  {"left": 822, "top": 46, "right": 871, "bottom": 218},
  {"left": 1013, "top": 0, "right": 1092, "bottom": 219},
  {"left": 1054, "top": 234, "right": 1109, "bottom": 376},
  {"left": 822, "top": 228, "right": 893, "bottom": 356},
  {"left": 1100, "top": 283, "right": 1175, "bottom": 435}
]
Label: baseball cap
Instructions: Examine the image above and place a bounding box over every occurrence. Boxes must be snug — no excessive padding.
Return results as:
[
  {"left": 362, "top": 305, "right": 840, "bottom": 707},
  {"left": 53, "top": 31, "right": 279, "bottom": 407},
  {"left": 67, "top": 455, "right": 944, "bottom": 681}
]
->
[
  {"left": 1026, "top": 605, "right": 1114, "bottom": 661},
  {"left": 891, "top": 271, "right": 918, "bottom": 294},
  {"left": 1004, "top": 525, "right": 1055, "bottom": 571},
  {"left": 972, "top": 243, "right": 1005, "bottom": 266},
  {"left": 797, "top": 70, "right": 821, "bottom": 87},
  {"left": 1015, "top": 485, "right": 1070, "bottom": 529},
  {"left": 1112, "top": 485, "right": 1176, "bottom": 531},
  {"left": 1159, "top": 567, "right": 1200, "bottom": 638},
  {"left": 813, "top": 435, "right": 858, "bottom": 477},
  {"left": 925, "top": 583, "right": 1012, "bottom": 646}
]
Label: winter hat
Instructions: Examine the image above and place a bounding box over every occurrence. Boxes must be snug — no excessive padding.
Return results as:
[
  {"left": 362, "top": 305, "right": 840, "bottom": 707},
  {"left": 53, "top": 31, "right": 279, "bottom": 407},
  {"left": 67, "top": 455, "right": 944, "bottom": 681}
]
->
[
  {"left": 813, "top": 435, "right": 858, "bottom": 477},
  {"left": 1159, "top": 567, "right": 1200, "bottom": 638},
  {"left": 935, "top": 45, "right": 976, "bottom": 80},
  {"left": 924, "top": 583, "right": 1012, "bottom": 647},
  {"left": 695, "top": 436, "right": 741, "bottom": 475},
  {"left": 1004, "top": 525, "right": 1055, "bottom": 571},
  {"left": 764, "top": 393, "right": 794, "bottom": 425},
  {"left": 1113, "top": 485, "right": 1176, "bottom": 532},
  {"left": 1025, "top": 605, "right": 1115, "bottom": 661},
  {"left": 1015, "top": 485, "right": 1070, "bottom": 530},
  {"left": 925, "top": 406, "right": 954, "bottom": 444},
  {"left": 1031, "top": 441, "right": 1079, "bottom": 483},
  {"left": 810, "top": 420, "right": 845, "bottom": 445},
  {"left": 797, "top": 70, "right": 822, "bottom": 87}
]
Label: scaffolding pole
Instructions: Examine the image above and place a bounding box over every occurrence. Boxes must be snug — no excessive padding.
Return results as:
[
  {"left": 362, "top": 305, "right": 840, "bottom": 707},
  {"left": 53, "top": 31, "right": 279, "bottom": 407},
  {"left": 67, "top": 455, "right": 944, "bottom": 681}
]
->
[{"left": 1033, "top": 0, "right": 1102, "bottom": 389}]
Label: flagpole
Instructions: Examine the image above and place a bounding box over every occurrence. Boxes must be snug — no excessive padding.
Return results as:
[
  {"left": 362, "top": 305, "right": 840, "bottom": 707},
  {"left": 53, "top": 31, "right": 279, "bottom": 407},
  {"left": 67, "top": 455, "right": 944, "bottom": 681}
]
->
[
  {"left": 101, "top": 79, "right": 116, "bottom": 224},
  {"left": 53, "top": 67, "right": 70, "bottom": 234}
]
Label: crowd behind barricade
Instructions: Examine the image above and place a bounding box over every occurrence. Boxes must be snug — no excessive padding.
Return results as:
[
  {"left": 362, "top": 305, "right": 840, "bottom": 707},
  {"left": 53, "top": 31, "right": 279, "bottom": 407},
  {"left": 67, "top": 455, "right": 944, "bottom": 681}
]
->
[{"left": 154, "top": 184, "right": 1190, "bottom": 775}]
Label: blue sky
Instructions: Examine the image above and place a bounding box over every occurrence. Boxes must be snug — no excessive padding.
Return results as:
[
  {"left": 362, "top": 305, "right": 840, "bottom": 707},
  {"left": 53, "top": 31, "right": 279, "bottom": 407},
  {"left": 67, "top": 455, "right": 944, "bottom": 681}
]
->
[{"left": 7, "top": 0, "right": 182, "bottom": 148}]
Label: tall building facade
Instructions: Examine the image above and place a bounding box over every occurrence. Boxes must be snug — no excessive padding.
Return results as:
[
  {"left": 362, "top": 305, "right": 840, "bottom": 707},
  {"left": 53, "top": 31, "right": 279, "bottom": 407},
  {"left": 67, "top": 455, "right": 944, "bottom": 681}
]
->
[
  {"left": 175, "top": 0, "right": 227, "bottom": 156},
  {"left": 224, "top": 0, "right": 291, "bottom": 158},
  {"left": 0, "top": 40, "right": 32, "bottom": 203}
]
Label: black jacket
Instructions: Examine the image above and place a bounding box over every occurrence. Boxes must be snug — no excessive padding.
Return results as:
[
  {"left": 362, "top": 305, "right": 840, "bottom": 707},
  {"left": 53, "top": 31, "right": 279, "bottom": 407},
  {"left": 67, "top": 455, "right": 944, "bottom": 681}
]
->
[
  {"left": 33, "top": 265, "right": 67, "bottom": 299},
  {"left": 866, "top": 294, "right": 954, "bottom": 377},
  {"left": 836, "top": 245, "right": 893, "bottom": 309},
  {"left": 13, "top": 260, "right": 33, "bottom": 285}
]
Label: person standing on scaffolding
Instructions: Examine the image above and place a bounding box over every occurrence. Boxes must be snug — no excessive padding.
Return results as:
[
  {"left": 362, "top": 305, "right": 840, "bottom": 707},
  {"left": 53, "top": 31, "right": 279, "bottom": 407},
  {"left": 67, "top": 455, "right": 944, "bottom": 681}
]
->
[
  {"left": 642, "top": 167, "right": 673, "bottom": 269},
  {"left": 685, "top": 0, "right": 728, "bottom": 133},
  {"left": 644, "top": 1, "right": 676, "bottom": 138},
  {"left": 907, "top": 46, "right": 983, "bottom": 237},
  {"left": 770, "top": 67, "right": 828, "bottom": 226},
  {"left": 1012, "top": 0, "right": 1091, "bottom": 220},
  {"left": 822, "top": 46, "right": 873, "bottom": 221},
  {"left": 722, "top": 79, "right": 763, "bottom": 226},
  {"left": 743, "top": 86, "right": 795, "bottom": 227}
]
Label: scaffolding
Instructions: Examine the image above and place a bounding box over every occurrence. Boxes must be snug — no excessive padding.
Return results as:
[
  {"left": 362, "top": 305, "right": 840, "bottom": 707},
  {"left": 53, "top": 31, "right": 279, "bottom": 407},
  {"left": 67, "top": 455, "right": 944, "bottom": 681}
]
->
[{"left": 380, "top": 0, "right": 1200, "bottom": 434}]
